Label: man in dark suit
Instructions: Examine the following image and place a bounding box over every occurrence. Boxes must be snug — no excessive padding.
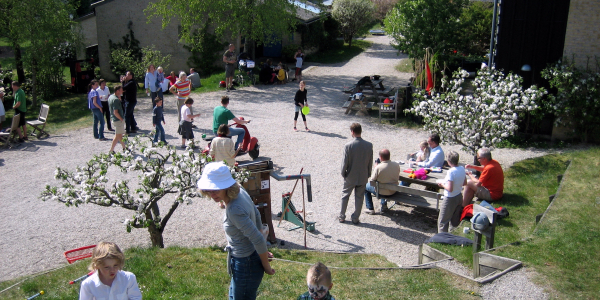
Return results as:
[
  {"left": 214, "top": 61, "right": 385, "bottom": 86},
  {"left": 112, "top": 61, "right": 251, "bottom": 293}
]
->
[{"left": 339, "top": 123, "right": 373, "bottom": 224}]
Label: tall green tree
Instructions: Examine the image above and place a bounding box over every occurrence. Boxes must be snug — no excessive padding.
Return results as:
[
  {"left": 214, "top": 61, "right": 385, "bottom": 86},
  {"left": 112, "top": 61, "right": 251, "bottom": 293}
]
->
[
  {"left": 3, "top": 0, "right": 79, "bottom": 106},
  {"left": 332, "top": 0, "right": 375, "bottom": 47},
  {"left": 145, "top": 0, "right": 297, "bottom": 54},
  {"left": 384, "top": 0, "right": 468, "bottom": 58},
  {"left": 457, "top": 1, "right": 493, "bottom": 56}
]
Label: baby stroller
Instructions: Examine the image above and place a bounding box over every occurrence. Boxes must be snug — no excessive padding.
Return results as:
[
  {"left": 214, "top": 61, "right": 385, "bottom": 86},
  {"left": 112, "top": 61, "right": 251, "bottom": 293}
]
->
[{"left": 237, "top": 52, "right": 257, "bottom": 85}]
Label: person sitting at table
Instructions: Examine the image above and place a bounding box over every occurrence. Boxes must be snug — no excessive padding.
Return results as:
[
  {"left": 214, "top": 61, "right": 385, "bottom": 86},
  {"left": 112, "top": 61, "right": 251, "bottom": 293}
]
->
[
  {"left": 416, "top": 133, "right": 445, "bottom": 168},
  {"left": 437, "top": 151, "right": 466, "bottom": 233},
  {"left": 462, "top": 147, "right": 504, "bottom": 207},
  {"left": 259, "top": 59, "right": 277, "bottom": 84},
  {"left": 408, "top": 140, "right": 430, "bottom": 162},
  {"left": 276, "top": 62, "right": 287, "bottom": 84},
  {"left": 401, "top": 133, "right": 444, "bottom": 187},
  {"left": 364, "top": 149, "right": 400, "bottom": 214}
]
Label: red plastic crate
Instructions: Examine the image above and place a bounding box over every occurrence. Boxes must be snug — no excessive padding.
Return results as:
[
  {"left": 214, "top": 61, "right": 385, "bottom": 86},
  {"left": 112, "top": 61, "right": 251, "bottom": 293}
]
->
[{"left": 64, "top": 245, "right": 96, "bottom": 264}]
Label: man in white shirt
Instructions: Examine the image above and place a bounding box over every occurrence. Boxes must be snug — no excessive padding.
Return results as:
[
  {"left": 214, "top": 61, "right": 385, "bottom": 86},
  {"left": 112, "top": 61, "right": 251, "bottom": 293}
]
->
[
  {"left": 417, "top": 133, "right": 445, "bottom": 168},
  {"left": 436, "top": 151, "right": 466, "bottom": 233},
  {"left": 96, "top": 79, "right": 113, "bottom": 131}
]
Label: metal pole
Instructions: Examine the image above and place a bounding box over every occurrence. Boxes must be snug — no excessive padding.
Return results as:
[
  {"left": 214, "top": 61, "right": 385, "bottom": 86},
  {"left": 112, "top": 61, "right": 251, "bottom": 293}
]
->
[{"left": 488, "top": 0, "right": 499, "bottom": 67}]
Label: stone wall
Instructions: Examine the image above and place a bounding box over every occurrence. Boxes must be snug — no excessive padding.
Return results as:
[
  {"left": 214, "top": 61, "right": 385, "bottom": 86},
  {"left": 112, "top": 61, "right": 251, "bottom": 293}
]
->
[
  {"left": 94, "top": 0, "right": 189, "bottom": 81},
  {"left": 77, "top": 14, "right": 98, "bottom": 60},
  {"left": 563, "top": 0, "right": 600, "bottom": 69}
]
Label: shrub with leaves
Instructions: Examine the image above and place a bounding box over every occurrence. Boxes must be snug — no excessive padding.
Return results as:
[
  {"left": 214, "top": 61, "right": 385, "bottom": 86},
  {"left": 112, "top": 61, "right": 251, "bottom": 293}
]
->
[
  {"left": 541, "top": 57, "right": 600, "bottom": 142},
  {"left": 406, "top": 68, "right": 546, "bottom": 159},
  {"left": 110, "top": 46, "right": 171, "bottom": 83},
  {"left": 41, "top": 135, "right": 250, "bottom": 248}
]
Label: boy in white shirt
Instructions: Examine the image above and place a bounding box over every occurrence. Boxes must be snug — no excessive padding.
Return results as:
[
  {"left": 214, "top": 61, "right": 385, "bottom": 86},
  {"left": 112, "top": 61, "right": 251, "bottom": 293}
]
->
[
  {"left": 436, "top": 151, "right": 466, "bottom": 233},
  {"left": 79, "top": 242, "right": 142, "bottom": 300}
]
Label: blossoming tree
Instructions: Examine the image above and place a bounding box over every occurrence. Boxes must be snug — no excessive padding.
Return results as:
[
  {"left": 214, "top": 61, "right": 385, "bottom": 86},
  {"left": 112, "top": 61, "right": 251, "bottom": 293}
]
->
[
  {"left": 406, "top": 67, "right": 546, "bottom": 160},
  {"left": 41, "top": 136, "right": 249, "bottom": 248},
  {"left": 541, "top": 58, "right": 600, "bottom": 142}
]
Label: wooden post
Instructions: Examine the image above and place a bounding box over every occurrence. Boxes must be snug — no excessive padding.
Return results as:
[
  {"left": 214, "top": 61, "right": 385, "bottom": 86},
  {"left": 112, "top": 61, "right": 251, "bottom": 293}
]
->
[{"left": 302, "top": 176, "right": 307, "bottom": 249}]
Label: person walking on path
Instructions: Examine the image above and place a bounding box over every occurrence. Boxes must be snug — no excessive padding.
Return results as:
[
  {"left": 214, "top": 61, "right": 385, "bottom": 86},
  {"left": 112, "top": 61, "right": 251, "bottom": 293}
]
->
[
  {"left": 152, "top": 97, "right": 167, "bottom": 145},
  {"left": 96, "top": 79, "right": 113, "bottom": 132},
  {"left": 339, "top": 123, "right": 373, "bottom": 224},
  {"left": 293, "top": 81, "right": 309, "bottom": 131},
  {"left": 198, "top": 162, "right": 275, "bottom": 299},
  {"left": 223, "top": 44, "right": 237, "bottom": 92},
  {"left": 108, "top": 86, "right": 126, "bottom": 153},
  {"left": 121, "top": 71, "right": 139, "bottom": 134},
  {"left": 11, "top": 81, "right": 28, "bottom": 142},
  {"left": 88, "top": 80, "right": 107, "bottom": 141},
  {"left": 169, "top": 71, "right": 191, "bottom": 122}
]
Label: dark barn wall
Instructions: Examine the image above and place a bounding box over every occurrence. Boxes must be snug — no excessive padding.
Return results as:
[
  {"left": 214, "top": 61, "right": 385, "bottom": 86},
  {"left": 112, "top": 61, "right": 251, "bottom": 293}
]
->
[{"left": 494, "top": 0, "right": 571, "bottom": 88}]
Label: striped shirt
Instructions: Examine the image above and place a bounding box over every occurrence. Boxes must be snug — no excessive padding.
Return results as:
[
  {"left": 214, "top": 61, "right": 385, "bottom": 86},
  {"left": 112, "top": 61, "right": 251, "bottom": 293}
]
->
[{"left": 173, "top": 79, "right": 191, "bottom": 101}]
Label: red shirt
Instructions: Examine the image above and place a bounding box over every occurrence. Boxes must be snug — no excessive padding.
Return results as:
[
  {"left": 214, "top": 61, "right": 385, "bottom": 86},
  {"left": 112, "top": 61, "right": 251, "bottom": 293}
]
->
[
  {"left": 166, "top": 75, "right": 177, "bottom": 85},
  {"left": 479, "top": 159, "right": 504, "bottom": 200}
]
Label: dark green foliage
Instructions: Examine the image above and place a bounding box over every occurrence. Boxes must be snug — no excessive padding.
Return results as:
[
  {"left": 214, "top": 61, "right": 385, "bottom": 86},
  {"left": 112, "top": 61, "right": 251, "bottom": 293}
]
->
[
  {"left": 184, "top": 24, "right": 228, "bottom": 76},
  {"left": 456, "top": 1, "right": 493, "bottom": 56},
  {"left": 108, "top": 21, "right": 142, "bottom": 77}
]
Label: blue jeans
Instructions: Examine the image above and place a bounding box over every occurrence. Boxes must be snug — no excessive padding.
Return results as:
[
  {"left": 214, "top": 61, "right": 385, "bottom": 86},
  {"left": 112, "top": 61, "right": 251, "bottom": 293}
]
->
[
  {"left": 92, "top": 109, "right": 105, "bottom": 139},
  {"left": 151, "top": 90, "right": 164, "bottom": 107},
  {"left": 215, "top": 127, "right": 246, "bottom": 150},
  {"left": 364, "top": 182, "right": 389, "bottom": 210},
  {"left": 154, "top": 123, "right": 166, "bottom": 143},
  {"left": 229, "top": 251, "right": 264, "bottom": 300}
]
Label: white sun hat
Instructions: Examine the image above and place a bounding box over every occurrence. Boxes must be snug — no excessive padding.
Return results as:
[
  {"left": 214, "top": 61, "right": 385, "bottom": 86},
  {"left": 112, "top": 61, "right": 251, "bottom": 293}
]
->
[{"left": 197, "top": 162, "right": 236, "bottom": 190}]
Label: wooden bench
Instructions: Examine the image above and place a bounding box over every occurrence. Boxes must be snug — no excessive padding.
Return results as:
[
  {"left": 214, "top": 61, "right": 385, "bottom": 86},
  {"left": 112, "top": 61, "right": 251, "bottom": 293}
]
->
[
  {"left": 374, "top": 181, "right": 442, "bottom": 211},
  {"left": 378, "top": 89, "right": 401, "bottom": 122},
  {"left": 343, "top": 94, "right": 374, "bottom": 114}
]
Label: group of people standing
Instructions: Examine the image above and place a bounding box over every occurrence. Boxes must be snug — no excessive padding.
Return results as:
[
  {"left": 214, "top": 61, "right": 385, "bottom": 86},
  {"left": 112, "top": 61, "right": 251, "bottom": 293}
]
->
[{"left": 339, "top": 129, "right": 505, "bottom": 233}]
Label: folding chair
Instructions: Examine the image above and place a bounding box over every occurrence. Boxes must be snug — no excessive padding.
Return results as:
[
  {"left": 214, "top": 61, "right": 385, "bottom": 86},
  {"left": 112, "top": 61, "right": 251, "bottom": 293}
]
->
[
  {"left": 27, "top": 104, "right": 50, "bottom": 138},
  {"left": 0, "top": 114, "right": 21, "bottom": 148}
]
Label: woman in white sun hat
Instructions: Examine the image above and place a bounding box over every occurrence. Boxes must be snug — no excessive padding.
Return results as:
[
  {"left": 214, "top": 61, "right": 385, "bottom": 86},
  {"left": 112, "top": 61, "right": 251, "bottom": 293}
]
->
[{"left": 198, "top": 162, "right": 275, "bottom": 299}]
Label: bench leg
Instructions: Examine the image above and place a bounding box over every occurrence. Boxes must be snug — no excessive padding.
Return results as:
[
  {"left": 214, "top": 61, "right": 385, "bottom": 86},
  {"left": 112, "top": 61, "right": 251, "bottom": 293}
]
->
[{"left": 473, "top": 232, "right": 482, "bottom": 253}]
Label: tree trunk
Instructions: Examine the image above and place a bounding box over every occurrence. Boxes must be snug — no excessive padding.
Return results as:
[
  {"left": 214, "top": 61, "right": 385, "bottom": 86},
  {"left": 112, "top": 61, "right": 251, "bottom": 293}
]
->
[
  {"left": 13, "top": 42, "right": 25, "bottom": 83},
  {"left": 147, "top": 223, "right": 164, "bottom": 248},
  {"left": 348, "top": 35, "right": 353, "bottom": 47}
]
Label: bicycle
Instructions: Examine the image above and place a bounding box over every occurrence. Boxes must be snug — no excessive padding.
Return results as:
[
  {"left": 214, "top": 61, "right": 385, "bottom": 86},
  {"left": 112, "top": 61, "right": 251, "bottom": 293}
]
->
[{"left": 236, "top": 59, "right": 257, "bottom": 86}]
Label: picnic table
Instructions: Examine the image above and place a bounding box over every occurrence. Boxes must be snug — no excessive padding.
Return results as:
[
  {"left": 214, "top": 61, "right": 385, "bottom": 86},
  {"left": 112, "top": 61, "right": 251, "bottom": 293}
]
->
[
  {"left": 398, "top": 163, "right": 447, "bottom": 191},
  {"left": 343, "top": 78, "right": 395, "bottom": 100}
]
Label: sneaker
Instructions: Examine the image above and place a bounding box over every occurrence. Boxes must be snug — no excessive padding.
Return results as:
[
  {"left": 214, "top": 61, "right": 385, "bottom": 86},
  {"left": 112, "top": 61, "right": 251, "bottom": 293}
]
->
[
  {"left": 365, "top": 209, "right": 376, "bottom": 215},
  {"left": 230, "top": 86, "right": 236, "bottom": 91},
  {"left": 99, "top": 138, "right": 109, "bottom": 141},
  {"left": 338, "top": 216, "right": 345, "bottom": 223},
  {"left": 352, "top": 218, "right": 360, "bottom": 224},
  {"left": 191, "top": 125, "right": 197, "bottom": 128},
  {"left": 18, "top": 138, "right": 25, "bottom": 143},
  {"left": 379, "top": 203, "right": 389, "bottom": 214},
  {"left": 293, "top": 127, "right": 297, "bottom": 131},
  {"left": 305, "top": 127, "right": 310, "bottom": 132}
]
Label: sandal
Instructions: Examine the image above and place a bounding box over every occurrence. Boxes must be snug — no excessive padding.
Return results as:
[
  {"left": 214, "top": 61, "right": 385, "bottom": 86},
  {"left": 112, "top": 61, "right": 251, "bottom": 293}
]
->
[
  {"left": 305, "top": 127, "right": 310, "bottom": 132},
  {"left": 293, "top": 127, "right": 297, "bottom": 131}
]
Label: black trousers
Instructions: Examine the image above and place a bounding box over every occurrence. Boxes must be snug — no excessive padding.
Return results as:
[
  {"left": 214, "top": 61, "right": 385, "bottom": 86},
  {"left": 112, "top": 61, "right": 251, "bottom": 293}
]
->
[
  {"left": 101, "top": 101, "right": 112, "bottom": 130},
  {"left": 124, "top": 101, "right": 137, "bottom": 132}
]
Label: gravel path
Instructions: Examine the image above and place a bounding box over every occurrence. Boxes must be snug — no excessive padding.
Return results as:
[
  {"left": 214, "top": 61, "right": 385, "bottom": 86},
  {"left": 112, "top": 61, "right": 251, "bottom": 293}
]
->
[{"left": 0, "top": 35, "right": 550, "bottom": 298}]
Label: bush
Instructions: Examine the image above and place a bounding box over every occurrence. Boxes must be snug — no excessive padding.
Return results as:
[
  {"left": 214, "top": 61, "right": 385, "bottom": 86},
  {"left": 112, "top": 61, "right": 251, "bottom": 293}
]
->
[
  {"left": 110, "top": 46, "right": 171, "bottom": 83},
  {"left": 184, "top": 25, "right": 227, "bottom": 76}
]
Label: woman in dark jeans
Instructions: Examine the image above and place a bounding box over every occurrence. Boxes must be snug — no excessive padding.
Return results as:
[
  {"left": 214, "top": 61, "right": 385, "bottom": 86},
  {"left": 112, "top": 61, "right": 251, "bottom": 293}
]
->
[
  {"left": 198, "top": 162, "right": 275, "bottom": 299},
  {"left": 120, "top": 71, "right": 138, "bottom": 133}
]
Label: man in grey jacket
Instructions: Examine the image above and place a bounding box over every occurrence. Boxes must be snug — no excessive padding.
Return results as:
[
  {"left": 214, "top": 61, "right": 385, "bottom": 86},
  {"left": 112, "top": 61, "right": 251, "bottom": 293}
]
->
[{"left": 339, "top": 123, "right": 373, "bottom": 224}]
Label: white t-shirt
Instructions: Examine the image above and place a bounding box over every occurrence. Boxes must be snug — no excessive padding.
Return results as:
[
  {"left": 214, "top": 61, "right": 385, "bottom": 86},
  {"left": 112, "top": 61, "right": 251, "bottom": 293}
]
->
[
  {"left": 96, "top": 86, "right": 111, "bottom": 102},
  {"left": 295, "top": 56, "right": 303, "bottom": 68},
  {"left": 161, "top": 78, "right": 169, "bottom": 92},
  {"left": 181, "top": 105, "right": 192, "bottom": 122},
  {"left": 79, "top": 270, "right": 142, "bottom": 300},
  {"left": 443, "top": 166, "right": 466, "bottom": 198}
]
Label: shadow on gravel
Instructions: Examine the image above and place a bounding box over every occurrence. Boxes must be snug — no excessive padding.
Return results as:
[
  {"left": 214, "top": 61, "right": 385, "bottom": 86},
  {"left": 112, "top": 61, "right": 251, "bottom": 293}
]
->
[
  {"left": 358, "top": 222, "right": 431, "bottom": 246},
  {"left": 308, "top": 131, "right": 347, "bottom": 139}
]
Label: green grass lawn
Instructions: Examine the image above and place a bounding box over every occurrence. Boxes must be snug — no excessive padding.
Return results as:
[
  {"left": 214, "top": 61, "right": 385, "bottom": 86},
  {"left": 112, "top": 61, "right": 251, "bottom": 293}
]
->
[
  {"left": 308, "top": 40, "right": 372, "bottom": 64},
  {"left": 430, "top": 148, "right": 600, "bottom": 299},
  {"left": 0, "top": 247, "right": 480, "bottom": 299},
  {"left": 396, "top": 58, "right": 414, "bottom": 73}
]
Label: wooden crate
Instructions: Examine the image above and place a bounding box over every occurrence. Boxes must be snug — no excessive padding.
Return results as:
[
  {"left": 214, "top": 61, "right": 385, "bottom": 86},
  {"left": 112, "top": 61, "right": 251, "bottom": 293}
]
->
[{"left": 240, "top": 161, "right": 276, "bottom": 243}]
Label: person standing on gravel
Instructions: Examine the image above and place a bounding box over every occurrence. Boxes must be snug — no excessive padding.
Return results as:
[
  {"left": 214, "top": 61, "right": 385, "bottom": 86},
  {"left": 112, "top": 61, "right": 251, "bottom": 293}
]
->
[
  {"left": 121, "top": 71, "right": 139, "bottom": 134},
  {"left": 293, "top": 81, "right": 309, "bottom": 132},
  {"left": 223, "top": 44, "right": 237, "bottom": 92},
  {"left": 170, "top": 71, "right": 191, "bottom": 122},
  {"left": 339, "top": 123, "right": 373, "bottom": 224},
  {"left": 11, "top": 81, "right": 28, "bottom": 142}
]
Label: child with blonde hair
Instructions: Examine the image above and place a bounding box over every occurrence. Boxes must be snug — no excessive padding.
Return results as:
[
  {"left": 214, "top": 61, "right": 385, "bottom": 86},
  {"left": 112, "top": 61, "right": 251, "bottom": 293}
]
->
[
  {"left": 79, "top": 242, "right": 142, "bottom": 300},
  {"left": 408, "top": 140, "right": 430, "bottom": 162},
  {"left": 297, "top": 262, "right": 335, "bottom": 300}
]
